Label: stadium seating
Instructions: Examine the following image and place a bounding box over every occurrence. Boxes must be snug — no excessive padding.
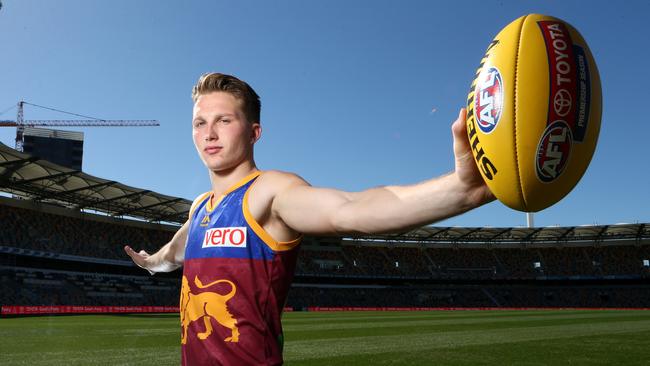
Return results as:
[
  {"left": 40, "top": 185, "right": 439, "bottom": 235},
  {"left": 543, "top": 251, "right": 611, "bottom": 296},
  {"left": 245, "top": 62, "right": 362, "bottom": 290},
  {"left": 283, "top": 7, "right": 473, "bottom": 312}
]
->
[
  {"left": 0, "top": 204, "right": 173, "bottom": 260},
  {"left": 2, "top": 201, "right": 649, "bottom": 309},
  {"left": 2, "top": 266, "right": 179, "bottom": 306}
]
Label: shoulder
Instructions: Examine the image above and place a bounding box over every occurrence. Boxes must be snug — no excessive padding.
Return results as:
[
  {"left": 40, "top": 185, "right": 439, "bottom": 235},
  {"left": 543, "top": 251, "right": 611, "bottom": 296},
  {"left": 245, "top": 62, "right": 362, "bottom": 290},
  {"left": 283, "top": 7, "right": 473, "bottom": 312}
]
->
[
  {"left": 247, "top": 170, "right": 307, "bottom": 240},
  {"left": 255, "top": 170, "right": 310, "bottom": 195},
  {"left": 249, "top": 170, "right": 310, "bottom": 218}
]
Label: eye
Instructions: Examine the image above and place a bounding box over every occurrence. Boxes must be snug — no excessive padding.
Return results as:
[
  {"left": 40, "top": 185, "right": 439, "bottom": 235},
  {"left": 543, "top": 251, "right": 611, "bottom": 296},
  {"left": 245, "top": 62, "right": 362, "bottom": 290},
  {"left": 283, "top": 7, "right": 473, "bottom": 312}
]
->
[{"left": 194, "top": 120, "right": 205, "bottom": 127}]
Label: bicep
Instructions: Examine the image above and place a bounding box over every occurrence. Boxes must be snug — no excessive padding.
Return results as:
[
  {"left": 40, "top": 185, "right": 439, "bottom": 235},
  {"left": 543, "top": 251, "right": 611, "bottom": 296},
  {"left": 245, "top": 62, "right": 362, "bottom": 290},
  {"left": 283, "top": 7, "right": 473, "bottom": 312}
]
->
[{"left": 273, "top": 182, "right": 354, "bottom": 236}]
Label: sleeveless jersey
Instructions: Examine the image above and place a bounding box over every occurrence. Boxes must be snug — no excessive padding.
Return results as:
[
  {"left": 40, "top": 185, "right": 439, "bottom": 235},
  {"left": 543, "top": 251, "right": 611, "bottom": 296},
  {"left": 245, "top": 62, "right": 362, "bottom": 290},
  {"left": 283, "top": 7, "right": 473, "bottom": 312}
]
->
[{"left": 181, "top": 171, "right": 301, "bottom": 365}]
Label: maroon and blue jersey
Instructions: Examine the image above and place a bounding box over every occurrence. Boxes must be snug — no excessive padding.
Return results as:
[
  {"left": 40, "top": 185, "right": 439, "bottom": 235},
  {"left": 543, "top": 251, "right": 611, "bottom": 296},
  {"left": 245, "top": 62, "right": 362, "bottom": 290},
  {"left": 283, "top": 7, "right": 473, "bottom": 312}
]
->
[{"left": 180, "top": 171, "right": 301, "bottom": 365}]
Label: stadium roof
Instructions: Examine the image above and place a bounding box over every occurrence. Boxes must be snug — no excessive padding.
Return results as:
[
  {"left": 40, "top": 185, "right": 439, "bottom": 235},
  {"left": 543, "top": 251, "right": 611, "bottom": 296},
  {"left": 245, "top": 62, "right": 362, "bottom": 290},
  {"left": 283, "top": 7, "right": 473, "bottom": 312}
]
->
[
  {"left": 0, "top": 142, "right": 191, "bottom": 224},
  {"left": 341, "top": 224, "right": 650, "bottom": 247}
]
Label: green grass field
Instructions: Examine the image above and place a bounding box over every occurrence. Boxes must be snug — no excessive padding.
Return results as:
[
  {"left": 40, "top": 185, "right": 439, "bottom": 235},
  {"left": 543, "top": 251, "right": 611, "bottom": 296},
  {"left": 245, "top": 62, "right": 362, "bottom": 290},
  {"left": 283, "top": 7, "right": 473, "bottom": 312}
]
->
[{"left": 2, "top": 310, "right": 650, "bottom": 365}]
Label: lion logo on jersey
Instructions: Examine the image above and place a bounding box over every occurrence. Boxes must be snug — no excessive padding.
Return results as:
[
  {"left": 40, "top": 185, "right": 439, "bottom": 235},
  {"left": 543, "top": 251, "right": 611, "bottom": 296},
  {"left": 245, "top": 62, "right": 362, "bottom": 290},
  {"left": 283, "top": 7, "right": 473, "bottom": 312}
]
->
[{"left": 180, "top": 275, "right": 239, "bottom": 344}]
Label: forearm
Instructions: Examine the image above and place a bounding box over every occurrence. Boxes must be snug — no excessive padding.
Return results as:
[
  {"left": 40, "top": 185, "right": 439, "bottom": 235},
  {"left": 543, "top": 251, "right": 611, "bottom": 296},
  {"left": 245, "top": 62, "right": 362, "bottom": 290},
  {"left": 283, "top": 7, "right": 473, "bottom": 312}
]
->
[
  {"left": 133, "top": 221, "right": 188, "bottom": 274},
  {"left": 334, "top": 172, "right": 488, "bottom": 235}
]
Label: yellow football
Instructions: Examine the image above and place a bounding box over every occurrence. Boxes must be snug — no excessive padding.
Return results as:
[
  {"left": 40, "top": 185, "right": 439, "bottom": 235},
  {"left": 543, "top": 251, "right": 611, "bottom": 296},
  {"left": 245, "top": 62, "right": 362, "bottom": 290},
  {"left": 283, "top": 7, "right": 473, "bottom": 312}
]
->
[{"left": 466, "top": 14, "right": 602, "bottom": 212}]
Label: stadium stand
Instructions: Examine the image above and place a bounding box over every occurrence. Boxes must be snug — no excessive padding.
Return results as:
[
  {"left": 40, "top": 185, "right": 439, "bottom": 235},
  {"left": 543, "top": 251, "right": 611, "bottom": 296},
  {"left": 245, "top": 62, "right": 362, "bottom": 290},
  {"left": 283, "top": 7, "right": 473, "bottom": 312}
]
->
[
  {"left": 0, "top": 200, "right": 174, "bottom": 259},
  {"left": 2, "top": 197, "right": 650, "bottom": 309},
  {"left": 2, "top": 143, "right": 650, "bottom": 311}
]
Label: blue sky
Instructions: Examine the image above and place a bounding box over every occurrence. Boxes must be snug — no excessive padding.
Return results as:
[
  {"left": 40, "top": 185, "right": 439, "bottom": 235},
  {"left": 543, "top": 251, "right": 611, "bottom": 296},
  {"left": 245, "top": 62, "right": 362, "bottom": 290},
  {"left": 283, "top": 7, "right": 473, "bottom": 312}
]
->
[{"left": 0, "top": 0, "right": 648, "bottom": 228}]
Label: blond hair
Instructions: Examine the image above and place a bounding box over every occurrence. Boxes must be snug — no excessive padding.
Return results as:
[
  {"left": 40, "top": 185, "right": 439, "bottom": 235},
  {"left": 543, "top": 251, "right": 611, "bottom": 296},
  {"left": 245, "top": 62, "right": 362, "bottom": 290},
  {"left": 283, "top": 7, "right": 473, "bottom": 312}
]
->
[{"left": 191, "top": 73, "right": 261, "bottom": 124}]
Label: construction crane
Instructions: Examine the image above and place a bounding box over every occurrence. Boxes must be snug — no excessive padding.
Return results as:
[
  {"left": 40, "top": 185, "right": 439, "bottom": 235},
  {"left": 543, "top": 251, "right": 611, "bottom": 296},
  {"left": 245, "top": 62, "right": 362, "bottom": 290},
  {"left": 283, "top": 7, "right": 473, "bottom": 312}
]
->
[{"left": 0, "top": 101, "right": 159, "bottom": 151}]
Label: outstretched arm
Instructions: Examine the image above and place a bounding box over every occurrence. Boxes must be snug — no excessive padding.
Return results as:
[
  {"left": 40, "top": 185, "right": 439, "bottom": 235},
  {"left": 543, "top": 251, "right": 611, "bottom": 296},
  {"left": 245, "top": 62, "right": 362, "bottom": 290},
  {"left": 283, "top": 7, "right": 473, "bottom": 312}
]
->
[
  {"left": 271, "top": 108, "right": 494, "bottom": 235},
  {"left": 124, "top": 220, "right": 189, "bottom": 274}
]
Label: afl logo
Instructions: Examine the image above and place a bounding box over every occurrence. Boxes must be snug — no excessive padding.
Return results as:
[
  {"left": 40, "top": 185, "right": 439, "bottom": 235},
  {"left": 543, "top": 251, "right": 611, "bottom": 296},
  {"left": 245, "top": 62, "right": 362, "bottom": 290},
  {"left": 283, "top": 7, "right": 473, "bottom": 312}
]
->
[
  {"left": 474, "top": 66, "right": 504, "bottom": 134},
  {"left": 536, "top": 120, "right": 573, "bottom": 183}
]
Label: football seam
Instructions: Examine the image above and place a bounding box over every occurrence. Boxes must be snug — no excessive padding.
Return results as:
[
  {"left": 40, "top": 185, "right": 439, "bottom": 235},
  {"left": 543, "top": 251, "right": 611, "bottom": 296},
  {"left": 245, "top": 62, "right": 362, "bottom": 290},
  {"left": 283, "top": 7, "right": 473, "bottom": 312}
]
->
[{"left": 513, "top": 15, "right": 528, "bottom": 211}]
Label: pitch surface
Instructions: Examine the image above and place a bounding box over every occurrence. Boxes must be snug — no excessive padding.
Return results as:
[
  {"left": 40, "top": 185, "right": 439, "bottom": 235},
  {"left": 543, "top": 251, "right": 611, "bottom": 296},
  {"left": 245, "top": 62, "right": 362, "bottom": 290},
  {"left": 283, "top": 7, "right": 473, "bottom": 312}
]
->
[{"left": 2, "top": 310, "right": 649, "bottom": 365}]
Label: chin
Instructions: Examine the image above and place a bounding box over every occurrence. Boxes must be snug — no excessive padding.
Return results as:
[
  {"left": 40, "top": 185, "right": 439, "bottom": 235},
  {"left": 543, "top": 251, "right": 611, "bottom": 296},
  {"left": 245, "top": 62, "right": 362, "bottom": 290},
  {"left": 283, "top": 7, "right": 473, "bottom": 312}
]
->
[
  {"left": 201, "top": 154, "right": 246, "bottom": 173},
  {"left": 204, "top": 160, "right": 235, "bottom": 173},
  {"left": 201, "top": 158, "right": 222, "bottom": 170}
]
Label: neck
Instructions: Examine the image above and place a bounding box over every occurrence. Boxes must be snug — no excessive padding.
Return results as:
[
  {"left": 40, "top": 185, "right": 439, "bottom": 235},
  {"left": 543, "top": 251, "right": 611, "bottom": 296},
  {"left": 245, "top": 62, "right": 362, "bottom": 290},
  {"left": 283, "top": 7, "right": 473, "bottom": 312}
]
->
[{"left": 208, "top": 160, "right": 258, "bottom": 196}]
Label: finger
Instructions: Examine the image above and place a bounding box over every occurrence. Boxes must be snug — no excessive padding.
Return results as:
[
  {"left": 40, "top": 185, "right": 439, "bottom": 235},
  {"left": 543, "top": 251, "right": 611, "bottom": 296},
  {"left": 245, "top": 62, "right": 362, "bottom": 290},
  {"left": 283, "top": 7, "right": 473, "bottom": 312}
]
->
[
  {"left": 125, "top": 246, "right": 142, "bottom": 262},
  {"left": 124, "top": 245, "right": 146, "bottom": 265}
]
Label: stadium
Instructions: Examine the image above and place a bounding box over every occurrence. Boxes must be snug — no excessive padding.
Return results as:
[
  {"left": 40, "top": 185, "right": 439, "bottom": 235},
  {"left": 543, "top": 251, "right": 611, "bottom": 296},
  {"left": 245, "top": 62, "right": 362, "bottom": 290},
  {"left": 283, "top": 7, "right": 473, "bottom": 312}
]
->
[
  {"left": 2, "top": 3, "right": 650, "bottom": 364},
  {"left": 2, "top": 140, "right": 649, "bottom": 365}
]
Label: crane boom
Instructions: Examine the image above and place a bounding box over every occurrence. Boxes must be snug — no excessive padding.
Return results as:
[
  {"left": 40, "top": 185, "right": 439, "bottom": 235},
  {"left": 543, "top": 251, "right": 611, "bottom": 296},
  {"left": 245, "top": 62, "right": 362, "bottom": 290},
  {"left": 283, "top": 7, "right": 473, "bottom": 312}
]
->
[
  {"left": 0, "top": 120, "right": 159, "bottom": 127},
  {"left": 0, "top": 101, "right": 159, "bottom": 151}
]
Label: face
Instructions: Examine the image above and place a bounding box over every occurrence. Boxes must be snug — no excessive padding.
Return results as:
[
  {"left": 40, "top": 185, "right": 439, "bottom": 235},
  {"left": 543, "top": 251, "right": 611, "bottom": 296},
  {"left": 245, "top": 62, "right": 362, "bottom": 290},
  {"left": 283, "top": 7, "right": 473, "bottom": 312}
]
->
[{"left": 192, "top": 92, "right": 261, "bottom": 172}]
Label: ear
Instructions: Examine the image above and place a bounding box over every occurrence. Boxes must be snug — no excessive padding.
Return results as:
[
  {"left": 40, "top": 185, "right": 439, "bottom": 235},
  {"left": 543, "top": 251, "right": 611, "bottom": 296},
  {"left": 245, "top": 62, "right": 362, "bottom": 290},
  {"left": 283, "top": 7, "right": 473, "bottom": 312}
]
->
[{"left": 250, "top": 122, "right": 262, "bottom": 144}]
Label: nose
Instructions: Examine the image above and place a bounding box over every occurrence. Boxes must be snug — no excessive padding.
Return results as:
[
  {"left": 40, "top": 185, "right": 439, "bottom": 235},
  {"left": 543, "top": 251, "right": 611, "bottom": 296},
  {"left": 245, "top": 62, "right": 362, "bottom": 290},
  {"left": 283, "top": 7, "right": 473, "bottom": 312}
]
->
[{"left": 205, "top": 121, "right": 218, "bottom": 141}]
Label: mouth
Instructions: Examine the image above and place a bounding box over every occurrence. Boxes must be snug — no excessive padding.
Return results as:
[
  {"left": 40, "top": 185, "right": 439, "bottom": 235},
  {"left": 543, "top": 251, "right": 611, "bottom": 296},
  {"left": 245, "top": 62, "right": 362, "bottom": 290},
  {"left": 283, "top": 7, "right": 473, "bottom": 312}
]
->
[{"left": 204, "top": 146, "right": 222, "bottom": 155}]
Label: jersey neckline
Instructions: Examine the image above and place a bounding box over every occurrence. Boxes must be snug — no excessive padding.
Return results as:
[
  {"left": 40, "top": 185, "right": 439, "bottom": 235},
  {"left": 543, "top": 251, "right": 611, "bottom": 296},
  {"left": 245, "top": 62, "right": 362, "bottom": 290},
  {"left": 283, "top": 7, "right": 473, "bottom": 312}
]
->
[{"left": 206, "top": 170, "right": 261, "bottom": 213}]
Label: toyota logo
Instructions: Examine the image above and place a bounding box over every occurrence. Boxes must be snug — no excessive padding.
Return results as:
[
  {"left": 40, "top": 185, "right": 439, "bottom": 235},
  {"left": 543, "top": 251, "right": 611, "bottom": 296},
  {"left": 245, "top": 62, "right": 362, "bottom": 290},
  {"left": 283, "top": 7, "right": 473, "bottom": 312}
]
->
[{"left": 553, "top": 89, "right": 572, "bottom": 117}]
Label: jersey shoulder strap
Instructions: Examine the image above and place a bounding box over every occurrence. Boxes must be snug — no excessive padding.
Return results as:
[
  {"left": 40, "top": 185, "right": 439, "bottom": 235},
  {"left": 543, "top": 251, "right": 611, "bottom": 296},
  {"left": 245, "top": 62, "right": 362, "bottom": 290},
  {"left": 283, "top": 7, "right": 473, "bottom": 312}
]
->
[{"left": 187, "top": 192, "right": 211, "bottom": 222}]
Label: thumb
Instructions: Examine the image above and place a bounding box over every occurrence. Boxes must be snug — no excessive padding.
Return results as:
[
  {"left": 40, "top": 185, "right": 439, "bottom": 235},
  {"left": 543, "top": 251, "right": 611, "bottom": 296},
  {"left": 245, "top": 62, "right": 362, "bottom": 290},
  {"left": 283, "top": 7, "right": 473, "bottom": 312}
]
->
[{"left": 452, "top": 108, "right": 473, "bottom": 162}]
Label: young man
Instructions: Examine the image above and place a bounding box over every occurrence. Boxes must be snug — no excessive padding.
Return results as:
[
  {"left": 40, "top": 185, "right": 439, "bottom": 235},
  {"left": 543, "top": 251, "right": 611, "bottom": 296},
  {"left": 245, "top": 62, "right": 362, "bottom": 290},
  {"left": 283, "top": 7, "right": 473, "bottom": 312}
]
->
[{"left": 124, "top": 73, "right": 493, "bottom": 365}]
